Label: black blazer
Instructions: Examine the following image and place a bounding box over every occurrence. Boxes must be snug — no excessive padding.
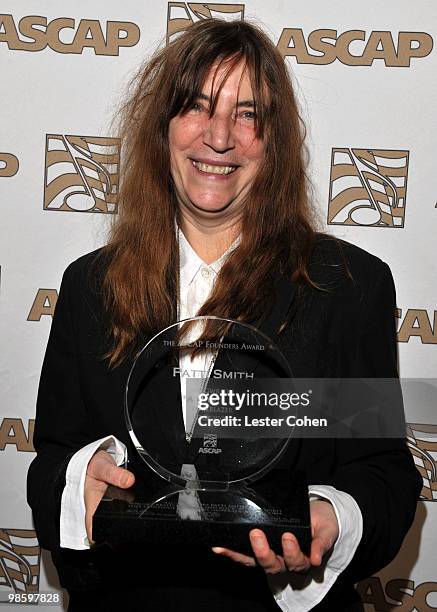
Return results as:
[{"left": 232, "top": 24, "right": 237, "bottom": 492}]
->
[{"left": 27, "top": 235, "right": 421, "bottom": 612}]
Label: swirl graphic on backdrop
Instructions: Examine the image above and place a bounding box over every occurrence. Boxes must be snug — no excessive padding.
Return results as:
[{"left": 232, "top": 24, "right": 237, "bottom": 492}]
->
[
  {"left": 43, "top": 134, "right": 120, "bottom": 213},
  {"left": 166, "top": 3, "right": 244, "bottom": 44},
  {"left": 407, "top": 423, "right": 437, "bottom": 501},
  {"left": 0, "top": 530, "right": 40, "bottom": 596},
  {"left": 327, "top": 148, "right": 409, "bottom": 227}
]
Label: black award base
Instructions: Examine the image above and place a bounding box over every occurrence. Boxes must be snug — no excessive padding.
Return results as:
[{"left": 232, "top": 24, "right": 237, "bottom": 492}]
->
[{"left": 93, "top": 465, "right": 311, "bottom": 556}]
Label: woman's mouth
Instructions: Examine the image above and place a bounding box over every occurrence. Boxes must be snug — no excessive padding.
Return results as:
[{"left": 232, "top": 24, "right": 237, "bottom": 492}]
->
[{"left": 191, "top": 160, "right": 238, "bottom": 176}]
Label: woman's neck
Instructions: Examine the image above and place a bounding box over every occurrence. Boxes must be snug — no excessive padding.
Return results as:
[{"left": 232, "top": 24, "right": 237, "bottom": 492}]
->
[{"left": 178, "top": 214, "right": 241, "bottom": 264}]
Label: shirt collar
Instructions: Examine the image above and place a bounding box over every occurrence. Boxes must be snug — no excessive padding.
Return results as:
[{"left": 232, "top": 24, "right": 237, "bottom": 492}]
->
[{"left": 178, "top": 227, "right": 240, "bottom": 288}]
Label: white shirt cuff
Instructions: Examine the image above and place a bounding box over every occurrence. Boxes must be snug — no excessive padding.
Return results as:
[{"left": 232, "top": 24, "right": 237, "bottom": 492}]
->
[
  {"left": 60, "top": 435, "right": 127, "bottom": 550},
  {"left": 269, "top": 485, "right": 363, "bottom": 612}
]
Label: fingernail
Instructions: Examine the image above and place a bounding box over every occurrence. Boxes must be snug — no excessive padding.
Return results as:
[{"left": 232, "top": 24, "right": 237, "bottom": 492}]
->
[
  {"left": 283, "top": 539, "right": 293, "bottom": 552},
  {"left": 212, "top": 547, "right": 223, "bottom": 554},
  {"left": 252, "top": 536, "right": 264, "bottom": 550},
  {"left": 121, "top": 475, "right": 130, "bottom": 486}
]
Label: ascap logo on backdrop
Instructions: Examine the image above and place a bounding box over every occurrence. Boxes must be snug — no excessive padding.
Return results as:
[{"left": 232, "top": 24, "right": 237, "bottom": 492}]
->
[
  {"left": 165, "top": 7, "right": 433, "bottom": 66},
  {"left": 277, "top": 29, "right": 433, "bottom": 66},
  {"left": 0, "top": 14, "right": 140, "bottom": 55},
  {"left": 0, "top": 153, "right": 19, "bottom": 178},
  {"left": 0, "top": 419, "right": 35, "bottom": 452},
  {"left": 44, "top": 135, "right": 120, "bottom": 213},
  {"left": 396, "top": 308, "right": 437, "bottom": 344},
  {"left": 27, "top": 289, "right": 58, "bottom": 321},
  {"left": 167, "top": 2, "right": 244, "bottom": 43},
  {"left": 357, "top": 576, "right": 437, "bottom": 611},
  {"left": 327, "top": 148, "right": 409, "bottom": 227},
  {"left": 0, "top": 530, "right": 40, "bottom": 595},
  {"left": 407, "top": 423, "right": 437, "bottom": 502}
]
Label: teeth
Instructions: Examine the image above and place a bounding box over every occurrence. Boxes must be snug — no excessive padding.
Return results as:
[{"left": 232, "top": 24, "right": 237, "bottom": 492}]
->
[{"left": 192, "top": 161, "right": 237, "bottom": 175}]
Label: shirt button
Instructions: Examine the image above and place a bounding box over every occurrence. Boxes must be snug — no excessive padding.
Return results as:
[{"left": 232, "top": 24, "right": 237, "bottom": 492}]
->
[{"left": 201, "top": 267, "right": 211, "bottom": 279}]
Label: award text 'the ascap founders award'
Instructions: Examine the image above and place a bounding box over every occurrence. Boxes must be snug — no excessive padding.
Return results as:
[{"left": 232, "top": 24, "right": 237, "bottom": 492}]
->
[{"left": 93, "top": 316, "right": 311, "bottom": 555}]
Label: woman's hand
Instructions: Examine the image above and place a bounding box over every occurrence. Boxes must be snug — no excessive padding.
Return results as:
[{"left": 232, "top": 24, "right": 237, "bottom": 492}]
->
[
  {"left": 212, "top": 499, "right": 339, "bottom": 574},
  {"left": 84, "top": 449, "right": 135, "bottom": 543}
]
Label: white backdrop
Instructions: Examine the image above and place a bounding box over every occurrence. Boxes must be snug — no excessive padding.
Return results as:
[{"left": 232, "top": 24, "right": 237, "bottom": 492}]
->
[{"left": 1, "top": 1, "right": 436, "bottom": 610}]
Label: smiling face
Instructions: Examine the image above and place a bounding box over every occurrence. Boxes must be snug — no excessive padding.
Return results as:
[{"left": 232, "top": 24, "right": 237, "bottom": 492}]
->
[{"left": 168, "top": 60, "right": 265, "bottom": 221}]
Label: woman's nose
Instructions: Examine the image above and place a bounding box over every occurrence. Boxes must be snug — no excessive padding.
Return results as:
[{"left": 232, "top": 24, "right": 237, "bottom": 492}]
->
[{"left": 203, "top": 115, "right": 235, "bottom": 153}]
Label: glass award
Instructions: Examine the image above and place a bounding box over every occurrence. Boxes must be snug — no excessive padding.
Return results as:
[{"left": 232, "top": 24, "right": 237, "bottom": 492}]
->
[{"left": 93, "top": 317, "right": 310, "bottom": 555}]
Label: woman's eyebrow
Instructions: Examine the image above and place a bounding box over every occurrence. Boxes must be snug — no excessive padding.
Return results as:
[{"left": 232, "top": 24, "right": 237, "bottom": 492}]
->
[{"left": 196, "top": 92, "right": 255, "bottom": 107}]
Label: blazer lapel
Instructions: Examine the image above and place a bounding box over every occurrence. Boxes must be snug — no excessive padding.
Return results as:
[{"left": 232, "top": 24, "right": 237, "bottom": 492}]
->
[
  {"left": 255, "top": 272, "right": 298, "bottom": 342},
  {"left": 128, "top": 329, "right": 187, "bottom": 469}
]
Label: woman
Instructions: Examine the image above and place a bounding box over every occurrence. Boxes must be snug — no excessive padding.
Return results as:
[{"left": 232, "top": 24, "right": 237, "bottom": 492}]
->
[{"left": 27, "top": 19, "right": 421, "bottom": 612}]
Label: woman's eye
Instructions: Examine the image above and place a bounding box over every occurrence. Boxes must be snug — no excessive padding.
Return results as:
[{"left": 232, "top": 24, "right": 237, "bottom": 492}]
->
[
  {"left": 189, "top": 102, "right": 205, "bottom": 113},
  {"left": 239, "top": 111, "right": 257, "bottom": 121}
]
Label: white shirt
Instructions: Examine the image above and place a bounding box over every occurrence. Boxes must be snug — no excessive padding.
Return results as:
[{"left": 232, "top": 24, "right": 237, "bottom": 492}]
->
[
  {"left": 177, "top": 228, "right": 240, "bottom": 431},
  {"left": 60, "top": 230, "right": 363, "bottom": 611}
]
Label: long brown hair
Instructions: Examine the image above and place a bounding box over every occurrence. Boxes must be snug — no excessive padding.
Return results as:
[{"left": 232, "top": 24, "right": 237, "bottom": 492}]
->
[{"left": 100, "top": 19, "right": 317, "bottom": 366}]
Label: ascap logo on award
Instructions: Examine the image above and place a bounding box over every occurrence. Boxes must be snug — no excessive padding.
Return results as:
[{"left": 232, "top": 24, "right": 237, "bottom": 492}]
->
[
  {"left": 43, "top": 135, "right": 120, "bottom": 213},
  {"left": 0, "top": 419, "right": 34, "bottom": 453},
  {"left": 327, "top": 148, "right": 409, "bottom": 228},
  {"left": 0, "top": 530, "right": 41, "bottom": 598},
  {"left": 0, "top": 153, "right": 19, "bottom": 178},
  {"left": 199, "top": 433, "right": 222, "bottom": 454},
  {"left": 0, "top": 14, "right": 140, "bottom": 56}
]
